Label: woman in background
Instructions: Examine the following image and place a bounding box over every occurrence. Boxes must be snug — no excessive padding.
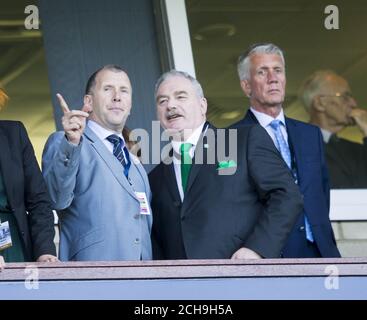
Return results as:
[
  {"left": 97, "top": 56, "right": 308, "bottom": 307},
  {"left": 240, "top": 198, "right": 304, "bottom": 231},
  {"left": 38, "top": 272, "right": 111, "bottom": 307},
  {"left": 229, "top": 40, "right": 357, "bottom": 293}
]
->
[{"left": 0, "top": 88, "right": 57, "bottom": 271}]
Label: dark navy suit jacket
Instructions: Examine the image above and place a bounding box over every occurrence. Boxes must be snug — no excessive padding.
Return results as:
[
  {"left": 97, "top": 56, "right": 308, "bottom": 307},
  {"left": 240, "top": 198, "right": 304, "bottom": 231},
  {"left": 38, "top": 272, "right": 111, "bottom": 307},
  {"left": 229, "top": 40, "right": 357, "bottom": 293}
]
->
[{"left": 231, "top": 110, "right": 341, "bottom": 258}]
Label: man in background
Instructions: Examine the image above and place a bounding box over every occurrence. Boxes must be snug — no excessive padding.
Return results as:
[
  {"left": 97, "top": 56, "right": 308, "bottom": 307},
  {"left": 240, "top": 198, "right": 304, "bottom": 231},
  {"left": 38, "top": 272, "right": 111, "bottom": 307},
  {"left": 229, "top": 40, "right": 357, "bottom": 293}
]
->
[
  {"left": 232, "top": 43, "right": 340, "bottom": 258},
  {"left": 299, "top": 70, "right": 367, "bottom": 188}
]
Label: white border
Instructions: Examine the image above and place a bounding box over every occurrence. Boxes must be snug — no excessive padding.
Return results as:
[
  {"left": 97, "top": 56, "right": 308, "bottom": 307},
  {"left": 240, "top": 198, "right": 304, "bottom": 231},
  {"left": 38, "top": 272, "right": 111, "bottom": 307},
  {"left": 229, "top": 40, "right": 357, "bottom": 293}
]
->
[
  {"left": 330, "top": 190, "right": 367, "bottom": 221},
  {"left": 163, "top": 0, "right": 367, "bottom": 222},
  {"left": 164, "top": 0, "right": 196, "bottom": 76}
]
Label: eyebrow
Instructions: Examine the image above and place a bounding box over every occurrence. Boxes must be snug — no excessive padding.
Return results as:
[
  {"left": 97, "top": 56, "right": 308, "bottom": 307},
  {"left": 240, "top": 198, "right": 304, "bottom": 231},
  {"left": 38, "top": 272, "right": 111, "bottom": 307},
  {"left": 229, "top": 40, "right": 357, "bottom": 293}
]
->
[
  {"left": 156, "top": 94, "right": 168, "bottom": 102},
  {"left": 174, "top": 90, "right": 188, "bottom": 96},
  {"left": 103, "top": 84, "right": 130, "bottom": 89}
]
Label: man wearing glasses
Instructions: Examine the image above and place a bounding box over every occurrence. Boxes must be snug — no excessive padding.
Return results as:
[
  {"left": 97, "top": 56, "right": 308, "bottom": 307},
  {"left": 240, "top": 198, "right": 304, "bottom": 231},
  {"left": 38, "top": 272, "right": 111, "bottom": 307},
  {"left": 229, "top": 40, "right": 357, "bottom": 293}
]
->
[{"left": 300, "top": 70, "right": 367, "bottom": 189}]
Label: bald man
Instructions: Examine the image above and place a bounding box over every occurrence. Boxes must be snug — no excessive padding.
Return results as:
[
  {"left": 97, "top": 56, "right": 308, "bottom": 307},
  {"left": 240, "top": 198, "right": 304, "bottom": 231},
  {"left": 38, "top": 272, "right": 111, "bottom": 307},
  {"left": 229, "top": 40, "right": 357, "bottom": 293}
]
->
[{"left": 300, "top": 70, "right": 367, "bottom": 188}]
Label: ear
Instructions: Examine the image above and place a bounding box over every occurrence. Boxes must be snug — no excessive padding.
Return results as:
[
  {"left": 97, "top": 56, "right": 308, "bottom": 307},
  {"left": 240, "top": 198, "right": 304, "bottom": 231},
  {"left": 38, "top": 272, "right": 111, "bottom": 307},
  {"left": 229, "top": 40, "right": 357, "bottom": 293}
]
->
[
  {"left": 240, "top": 80, "right": 251, "bottom": 98},
  {"left": 200, "top": 97, "right": 208, "bottom": 116},
  {"left": 313, "top": 95, "right": 326, "bottom": 112},
  {"left": 83, "top": 95, "right": 93, "bottom": 113}
]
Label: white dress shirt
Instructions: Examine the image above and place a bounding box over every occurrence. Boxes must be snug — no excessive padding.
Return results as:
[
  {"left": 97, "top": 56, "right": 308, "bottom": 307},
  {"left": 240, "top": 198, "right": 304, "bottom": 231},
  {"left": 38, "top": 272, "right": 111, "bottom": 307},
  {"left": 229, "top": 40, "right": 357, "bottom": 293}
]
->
[
  {"left": 171, "top": 122, "right": 206, "bottom": 201},
  {"left": 319, "top": 128, "right": 333, "bottom": 143},
  {"left": 250, "top": 107, "right": 289, "bottom": 147},
  {"left": 87, "top": 120, "right": 125, "bottom": 154}
]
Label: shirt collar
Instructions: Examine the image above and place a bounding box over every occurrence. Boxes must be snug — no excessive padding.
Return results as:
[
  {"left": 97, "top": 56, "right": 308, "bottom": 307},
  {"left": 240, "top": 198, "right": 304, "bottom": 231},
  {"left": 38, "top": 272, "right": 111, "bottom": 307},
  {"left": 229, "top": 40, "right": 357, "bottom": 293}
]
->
[
  {"left": 250, "top": 107, "right": 286, "bottom": 128},
  {"left": 320, "top": 128, "right": 333, "bottom": 143},
  {"left": 87, "top": 120, "right": 125, "bottom": 143},
  {"left": 171, "top": 122, "right": 206, "bottom": 155}
]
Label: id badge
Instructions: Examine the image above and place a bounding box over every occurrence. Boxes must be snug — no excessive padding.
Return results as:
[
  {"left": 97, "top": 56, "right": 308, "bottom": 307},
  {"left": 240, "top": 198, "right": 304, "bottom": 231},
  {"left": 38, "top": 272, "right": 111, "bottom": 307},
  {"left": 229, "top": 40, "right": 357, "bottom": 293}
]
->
[
  {"left": 134, "top": 192, "right": 151, "bottom": 215},
  {"left": 0, "top": 221, "right": 12, "bottom": 251}
]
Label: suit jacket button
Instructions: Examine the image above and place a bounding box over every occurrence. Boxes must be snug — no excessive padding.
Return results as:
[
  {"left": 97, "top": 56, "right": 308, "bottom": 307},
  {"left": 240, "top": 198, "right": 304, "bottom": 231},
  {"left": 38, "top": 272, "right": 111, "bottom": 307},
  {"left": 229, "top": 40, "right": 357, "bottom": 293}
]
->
[
  {"left": 173, "top": 201, "right": 181, "bottom": 207},
  {"left": 181, "top": 216, "right": 185, "bottom": 221},
  {"left": 134, "top": 238, "right": 140, "bottom": 244},
  {"left": 134, "top": 214, "right": 139, "bottom": 219},
  {"left": 299, "top": 226, "right": 305, "bottom": 231}
]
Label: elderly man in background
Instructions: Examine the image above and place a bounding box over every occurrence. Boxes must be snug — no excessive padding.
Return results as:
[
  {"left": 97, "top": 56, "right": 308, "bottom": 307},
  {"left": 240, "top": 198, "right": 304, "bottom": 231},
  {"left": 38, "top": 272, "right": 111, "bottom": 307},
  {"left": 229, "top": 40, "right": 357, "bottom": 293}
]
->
[{"left": 299, "top": 70, "right": 367, "bottom": 189}]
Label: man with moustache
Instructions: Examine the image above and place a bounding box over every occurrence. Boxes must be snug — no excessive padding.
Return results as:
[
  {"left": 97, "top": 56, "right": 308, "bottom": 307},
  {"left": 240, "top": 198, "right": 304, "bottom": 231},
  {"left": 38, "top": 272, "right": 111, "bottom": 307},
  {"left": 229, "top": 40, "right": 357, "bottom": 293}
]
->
[{"left": 149, "top": 70, "right": 303, "bottom": 260}]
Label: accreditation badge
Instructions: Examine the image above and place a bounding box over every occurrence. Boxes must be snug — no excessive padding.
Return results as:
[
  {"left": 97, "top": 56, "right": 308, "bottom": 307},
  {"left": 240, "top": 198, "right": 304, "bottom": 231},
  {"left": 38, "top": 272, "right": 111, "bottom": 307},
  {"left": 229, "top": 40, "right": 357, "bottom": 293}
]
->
[
  {"left": 134, "top": 192, "right": 152, "bottom": 215},
  {"left": 0, "top": 220, "right": 12, "bottom": 251}
]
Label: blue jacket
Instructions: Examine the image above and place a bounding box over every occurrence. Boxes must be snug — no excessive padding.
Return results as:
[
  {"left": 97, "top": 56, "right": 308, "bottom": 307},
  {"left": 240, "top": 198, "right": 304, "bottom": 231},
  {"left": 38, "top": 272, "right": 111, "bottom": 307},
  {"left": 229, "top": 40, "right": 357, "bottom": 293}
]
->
[{"left": 231, "top": 110, "right": 340, "bottom": 257}]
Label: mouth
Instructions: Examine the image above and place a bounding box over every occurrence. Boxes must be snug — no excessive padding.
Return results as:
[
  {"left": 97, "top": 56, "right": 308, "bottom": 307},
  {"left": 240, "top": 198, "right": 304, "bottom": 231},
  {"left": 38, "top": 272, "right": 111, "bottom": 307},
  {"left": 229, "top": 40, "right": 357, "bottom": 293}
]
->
[
  {"left": 108, "top": 106, "right": 124, "bottom": 112},
  {"left": 167, "top": 113, "right": 183, "bottom": 121},
  {"left": 268, "top": 89, "right": 280, "bottom": 94}
]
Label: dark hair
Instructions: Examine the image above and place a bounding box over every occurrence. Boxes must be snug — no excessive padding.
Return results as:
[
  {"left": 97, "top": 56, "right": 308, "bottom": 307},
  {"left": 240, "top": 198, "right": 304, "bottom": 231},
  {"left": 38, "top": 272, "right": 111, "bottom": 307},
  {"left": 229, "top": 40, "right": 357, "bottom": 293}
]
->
[{"left": 85, "top": 64, "right": 126, "bottom": 95}]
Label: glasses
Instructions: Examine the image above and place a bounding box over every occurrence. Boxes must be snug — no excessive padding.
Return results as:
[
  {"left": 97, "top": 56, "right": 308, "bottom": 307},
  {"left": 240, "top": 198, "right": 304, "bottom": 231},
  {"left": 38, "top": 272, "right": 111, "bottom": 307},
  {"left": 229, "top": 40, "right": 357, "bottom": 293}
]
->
[{"left": 319, "top": 92, "right": 354, "bottom": 101}]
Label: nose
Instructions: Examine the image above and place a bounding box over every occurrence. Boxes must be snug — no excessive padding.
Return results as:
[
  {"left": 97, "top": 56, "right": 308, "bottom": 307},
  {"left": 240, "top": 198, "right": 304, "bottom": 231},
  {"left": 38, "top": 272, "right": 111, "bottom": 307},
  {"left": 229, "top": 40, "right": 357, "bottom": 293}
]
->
[
  {"left": 349, "top": 97, "right": 357, "bottom": 109},
  {"left": 167, "top": 101, "right": 176, "bottom": 110},
  {"left": 113, "top": 90, "right": 121, "bottom": 102},
  {"left": 267, "top": 70, "right": 278, "bottom": 83}
]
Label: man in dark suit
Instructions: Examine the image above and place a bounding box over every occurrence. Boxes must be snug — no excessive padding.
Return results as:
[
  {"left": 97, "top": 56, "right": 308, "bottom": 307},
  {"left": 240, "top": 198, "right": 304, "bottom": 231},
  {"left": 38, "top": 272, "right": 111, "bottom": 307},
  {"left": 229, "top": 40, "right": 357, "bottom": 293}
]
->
[
  {"left": 0, "top": 88, "right": 57, "bottom": 271},
  {"left": 299, "top": 70, "right": 367, "bottom": 189},
  {"left": 149, "top": 70, "right": 303, "bottom": 260},
  {"left": 232, "top": 43, "right": 340, "bottom": 257}
]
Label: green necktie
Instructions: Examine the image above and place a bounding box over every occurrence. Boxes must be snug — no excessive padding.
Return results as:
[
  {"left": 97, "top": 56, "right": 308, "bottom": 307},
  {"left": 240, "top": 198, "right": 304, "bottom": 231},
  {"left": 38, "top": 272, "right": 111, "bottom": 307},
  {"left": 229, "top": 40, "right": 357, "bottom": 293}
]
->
[{"left": 180, "top": 143, "right": 192, "bottom": 192}]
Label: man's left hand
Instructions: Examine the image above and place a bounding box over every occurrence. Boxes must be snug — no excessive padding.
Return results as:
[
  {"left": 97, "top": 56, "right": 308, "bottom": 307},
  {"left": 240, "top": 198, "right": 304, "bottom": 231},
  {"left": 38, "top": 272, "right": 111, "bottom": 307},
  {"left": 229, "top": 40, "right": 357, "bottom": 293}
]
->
[
  {"left": 36, "top": 254, "right": 59, "bottom": 263},
  {"left": 231, "top": 247, "right": 262, "bottom": 260}
]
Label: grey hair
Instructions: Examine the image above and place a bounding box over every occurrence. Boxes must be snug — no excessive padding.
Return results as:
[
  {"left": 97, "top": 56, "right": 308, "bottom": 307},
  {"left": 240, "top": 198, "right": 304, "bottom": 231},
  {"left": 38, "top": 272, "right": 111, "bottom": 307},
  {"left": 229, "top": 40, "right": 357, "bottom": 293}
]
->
[
  {"left": 299, "top": 70, "right": 339, "bottom": 113},
  {"left": 154, "top": 70, "right": 204, "bottom": 99},
  {"left": 237, "top": 43, "right": 285, "bottom": 81}
]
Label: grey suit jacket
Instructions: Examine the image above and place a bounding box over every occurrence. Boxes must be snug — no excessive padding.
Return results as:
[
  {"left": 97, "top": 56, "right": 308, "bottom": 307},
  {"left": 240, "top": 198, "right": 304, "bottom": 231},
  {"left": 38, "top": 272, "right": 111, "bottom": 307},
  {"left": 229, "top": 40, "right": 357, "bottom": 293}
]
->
[{"left": 42, "top": 126, "right": 152, "bottom": 261}]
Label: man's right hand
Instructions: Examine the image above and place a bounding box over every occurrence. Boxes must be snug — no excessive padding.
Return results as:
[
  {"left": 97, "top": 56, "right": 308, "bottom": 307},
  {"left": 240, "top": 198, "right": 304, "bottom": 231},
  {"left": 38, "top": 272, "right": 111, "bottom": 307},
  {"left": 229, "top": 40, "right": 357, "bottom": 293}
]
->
[
  {"left": 57, "top": 93, "right": 91, "bottom": 145},
  {"left": 0, "top": 255, "right": 5, "bottom": 272},
  {"left": 350, "top": 108, "right": 367, "bottom": 137}
]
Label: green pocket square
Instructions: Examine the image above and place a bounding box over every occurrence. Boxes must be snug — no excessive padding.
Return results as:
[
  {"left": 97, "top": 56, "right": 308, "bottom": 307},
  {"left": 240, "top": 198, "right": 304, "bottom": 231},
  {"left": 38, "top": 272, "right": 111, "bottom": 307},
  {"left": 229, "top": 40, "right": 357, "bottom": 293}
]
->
[{"left": 217, "top": 160, "right": 237, "bottom": 170}]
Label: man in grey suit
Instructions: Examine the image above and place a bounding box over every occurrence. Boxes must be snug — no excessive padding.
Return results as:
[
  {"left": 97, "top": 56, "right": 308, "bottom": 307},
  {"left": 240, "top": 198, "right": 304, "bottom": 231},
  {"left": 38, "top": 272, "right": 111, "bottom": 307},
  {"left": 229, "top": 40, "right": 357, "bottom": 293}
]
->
[{"left": 42, "top": 65, "right": 152, "bottom": 261}]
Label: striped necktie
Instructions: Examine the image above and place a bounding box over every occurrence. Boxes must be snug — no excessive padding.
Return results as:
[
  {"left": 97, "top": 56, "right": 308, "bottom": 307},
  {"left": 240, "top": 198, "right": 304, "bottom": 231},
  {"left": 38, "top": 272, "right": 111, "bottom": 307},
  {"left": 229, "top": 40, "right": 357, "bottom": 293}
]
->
[{"left": 107, "top": 134, "right": 131, "bottom": 178}]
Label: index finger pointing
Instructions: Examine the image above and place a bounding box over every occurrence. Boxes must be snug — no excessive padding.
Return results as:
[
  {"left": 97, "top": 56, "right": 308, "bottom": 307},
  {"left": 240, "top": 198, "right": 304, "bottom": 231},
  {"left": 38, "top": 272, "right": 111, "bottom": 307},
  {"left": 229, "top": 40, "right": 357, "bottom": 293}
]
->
[{"left": 57, "top": 93, "right": 70, "bottom": 114}]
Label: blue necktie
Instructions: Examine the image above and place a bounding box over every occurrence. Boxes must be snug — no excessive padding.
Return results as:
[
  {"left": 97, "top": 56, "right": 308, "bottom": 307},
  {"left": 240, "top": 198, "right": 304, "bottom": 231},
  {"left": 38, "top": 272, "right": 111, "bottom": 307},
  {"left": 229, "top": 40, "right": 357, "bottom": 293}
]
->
[
  {"left": 107, "top": 134, "right": 131, "bottom": 178},
  {"left": 269, "top": 120, "right": 314, "bottom": 242}
]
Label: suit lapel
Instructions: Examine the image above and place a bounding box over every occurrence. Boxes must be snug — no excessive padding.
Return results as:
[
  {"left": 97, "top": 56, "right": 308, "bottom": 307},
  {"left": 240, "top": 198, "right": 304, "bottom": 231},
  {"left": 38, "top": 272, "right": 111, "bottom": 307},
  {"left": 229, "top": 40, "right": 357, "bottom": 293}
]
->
[
  {"left": 84, "top": 126, "right": 137, "bottom": 200},
  {"left": 285, "top": 118, "right": 306, "bottom": 184},
  {"left": 244, "top": 109, "right": 259, "bottom": 124},
  {"left": 162, "top": 151, "right": 181, "bottom": 203},
  {"left": 0, "top": 126, "right": 15, "bottom": 208},
  {"left": 131, "top": 155, "right": 150, "bottom": 194}
]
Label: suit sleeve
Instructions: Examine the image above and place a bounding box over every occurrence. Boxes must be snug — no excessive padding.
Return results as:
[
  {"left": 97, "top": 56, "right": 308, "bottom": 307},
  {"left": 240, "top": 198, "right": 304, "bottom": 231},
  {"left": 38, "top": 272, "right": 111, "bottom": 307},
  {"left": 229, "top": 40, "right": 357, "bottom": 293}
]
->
[
  {"left": 19, "top": 122, "right": 56, "bottom": 259},
  {"left": 244, "top": 125, "right": 303, "bottom": 258},
  {"left": 42, "top": 132, "right": 82, "bottom": 210}
]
